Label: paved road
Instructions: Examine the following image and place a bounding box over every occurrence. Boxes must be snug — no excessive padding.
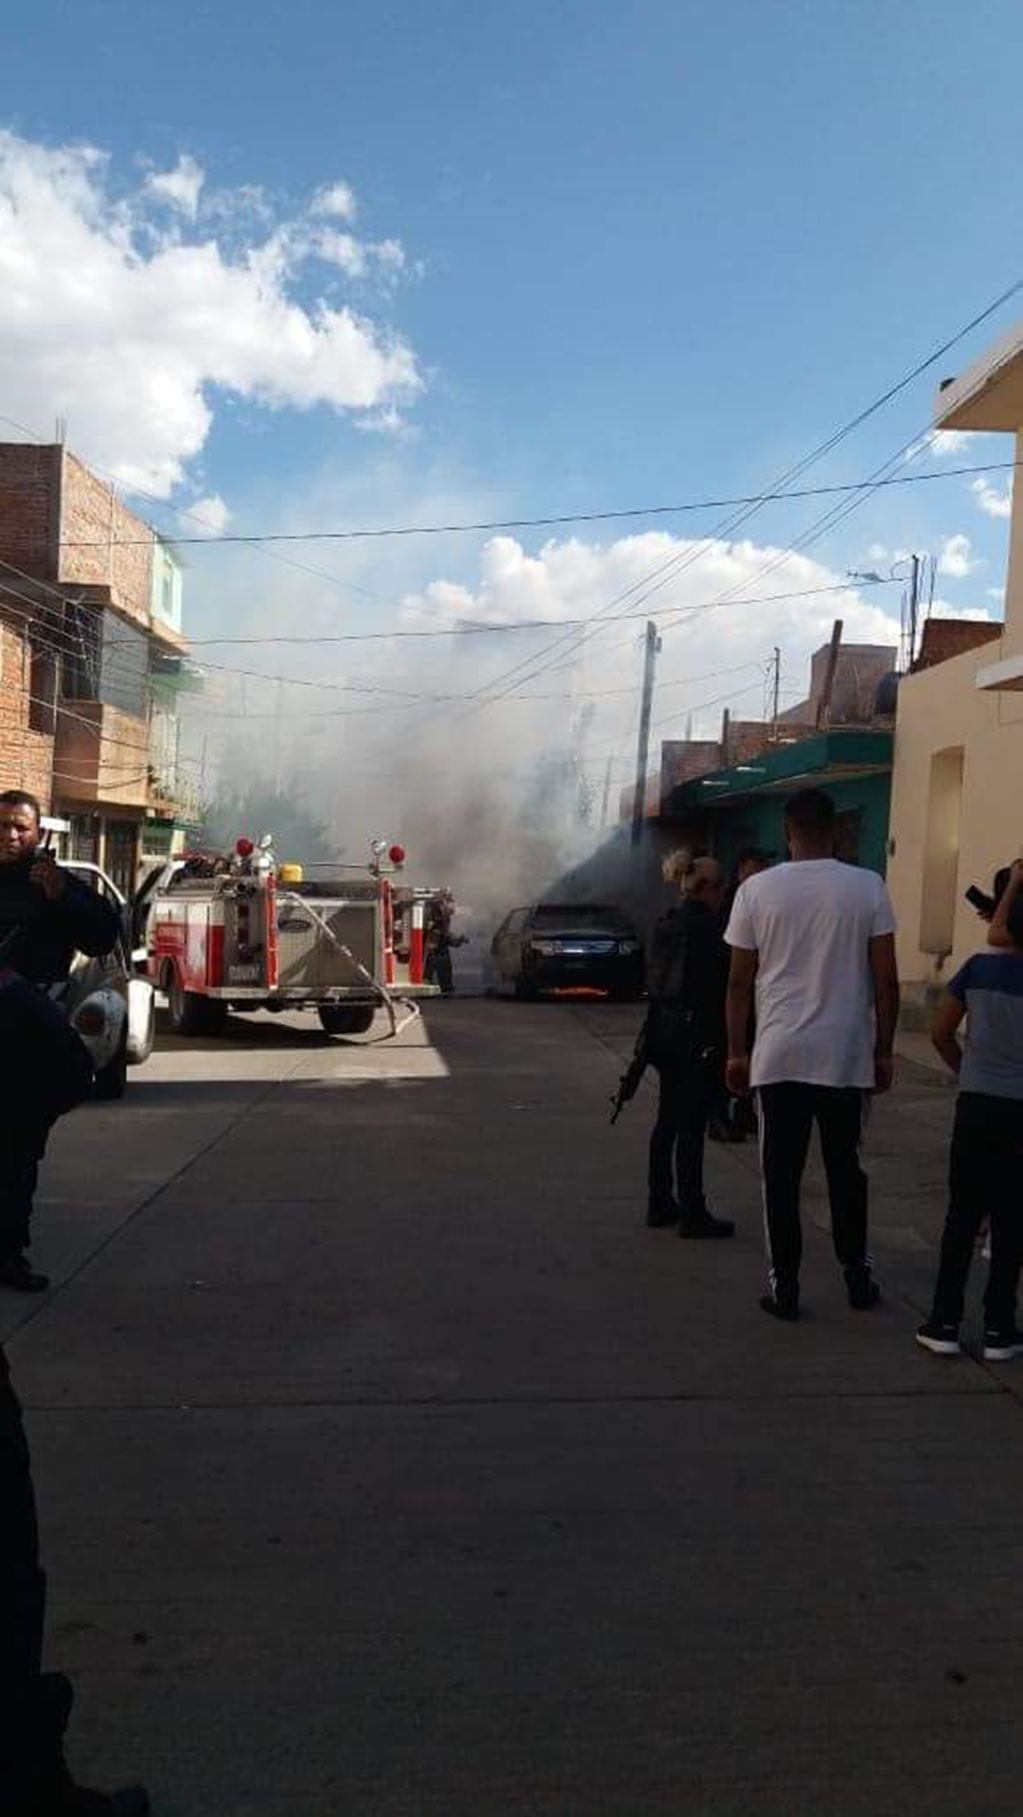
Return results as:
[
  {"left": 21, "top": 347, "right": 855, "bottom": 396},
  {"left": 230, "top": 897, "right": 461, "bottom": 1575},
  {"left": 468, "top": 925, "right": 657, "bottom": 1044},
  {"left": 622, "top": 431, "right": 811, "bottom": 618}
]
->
[{"left": 5, "top": 1001, "right": 1023, "bottom": 1815}]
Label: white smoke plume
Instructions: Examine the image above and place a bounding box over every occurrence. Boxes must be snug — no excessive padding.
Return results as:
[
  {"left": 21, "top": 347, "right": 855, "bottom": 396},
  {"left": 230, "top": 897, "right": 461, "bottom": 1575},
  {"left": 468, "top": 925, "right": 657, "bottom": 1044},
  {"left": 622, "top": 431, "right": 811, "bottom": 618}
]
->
[{"left": 185, "top": 526, "right": 900, "bottom": 952}]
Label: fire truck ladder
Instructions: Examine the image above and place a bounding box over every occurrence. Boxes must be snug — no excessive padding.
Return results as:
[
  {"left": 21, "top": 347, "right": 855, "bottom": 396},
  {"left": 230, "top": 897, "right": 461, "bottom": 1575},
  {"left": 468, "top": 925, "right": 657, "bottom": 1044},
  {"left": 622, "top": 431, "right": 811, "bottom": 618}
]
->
[{"left": 274, "top": 891, "right": 420, "bottom": 1039}]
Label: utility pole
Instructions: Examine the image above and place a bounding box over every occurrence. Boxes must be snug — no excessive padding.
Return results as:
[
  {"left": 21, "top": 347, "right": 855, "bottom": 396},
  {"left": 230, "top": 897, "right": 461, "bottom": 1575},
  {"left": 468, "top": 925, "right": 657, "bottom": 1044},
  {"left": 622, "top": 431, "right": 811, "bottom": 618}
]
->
[
  {"left": 771, "top": 646, "right": 781, "bottom": 736},
  {"left": 599, "top": 753, "right": 614, "bottom": 831},
  {"left": 907, "top": 554, "right": 921, "bottom": 671},
  {"left": 630, "top": 621, "right": 660, "bottom": 848},
  {"left": 272, "top": 676, "right": 284, "bottom": 798},
  {"left": 816, "top": 619, "right": 844, "bottom": 730}
]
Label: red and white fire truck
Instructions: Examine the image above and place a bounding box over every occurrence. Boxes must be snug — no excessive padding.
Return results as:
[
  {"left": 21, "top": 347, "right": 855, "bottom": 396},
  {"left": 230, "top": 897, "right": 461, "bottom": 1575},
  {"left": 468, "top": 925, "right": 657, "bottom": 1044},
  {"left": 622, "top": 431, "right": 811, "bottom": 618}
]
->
[{"left": 144, "top": 836, "right": 439, "bottom": 1037}]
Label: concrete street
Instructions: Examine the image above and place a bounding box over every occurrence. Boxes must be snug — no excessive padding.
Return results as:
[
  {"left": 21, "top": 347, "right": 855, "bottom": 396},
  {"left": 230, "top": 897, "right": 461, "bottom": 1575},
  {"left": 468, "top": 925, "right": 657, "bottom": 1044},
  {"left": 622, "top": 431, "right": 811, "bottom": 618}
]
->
[{"left": 5, "top": 1000, "right": 1023, "bottom": 1816}]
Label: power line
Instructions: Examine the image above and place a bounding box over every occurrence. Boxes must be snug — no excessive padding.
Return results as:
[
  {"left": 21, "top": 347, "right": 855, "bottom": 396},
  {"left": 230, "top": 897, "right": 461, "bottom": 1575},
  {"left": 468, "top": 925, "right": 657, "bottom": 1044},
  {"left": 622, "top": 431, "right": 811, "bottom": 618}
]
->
[
  {"left": 435, "top": 280, "right": 1022, "bottom": 714},
  {"left": 50, "top": 456, "right": 1021, "bottom": 548},
  {"left": 180, "top": 659, "right": 766, "bottom": 717}
]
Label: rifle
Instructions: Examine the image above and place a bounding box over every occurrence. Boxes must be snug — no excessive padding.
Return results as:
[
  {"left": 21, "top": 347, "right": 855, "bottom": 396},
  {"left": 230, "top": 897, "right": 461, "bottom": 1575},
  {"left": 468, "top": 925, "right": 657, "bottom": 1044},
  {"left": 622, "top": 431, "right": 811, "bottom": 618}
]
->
[{"left": 610, "top": 1014, "right": 650, "bottom": 1124}]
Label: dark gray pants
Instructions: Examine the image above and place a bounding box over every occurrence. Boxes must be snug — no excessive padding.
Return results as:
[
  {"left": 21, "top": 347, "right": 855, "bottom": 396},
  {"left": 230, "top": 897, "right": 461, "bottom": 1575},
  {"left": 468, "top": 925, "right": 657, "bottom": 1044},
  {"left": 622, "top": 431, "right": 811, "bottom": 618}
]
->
[{"left": 931, "top": 1091, "right": 1023, "bottom": 1331}]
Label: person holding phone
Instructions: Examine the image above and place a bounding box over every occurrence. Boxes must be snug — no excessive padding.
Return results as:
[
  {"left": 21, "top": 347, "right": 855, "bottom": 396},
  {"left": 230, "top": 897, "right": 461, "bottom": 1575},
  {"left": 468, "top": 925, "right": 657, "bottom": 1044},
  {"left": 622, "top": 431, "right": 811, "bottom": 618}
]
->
[
  {"left": 1, "top": 796, "right": 148, "bottom": 1809},
  {"left": 0, "top": 790, "right": 120, "bottom": 1293},
  {"left": 916, "top": 861, "right": 1023, "bottom": 1360}
]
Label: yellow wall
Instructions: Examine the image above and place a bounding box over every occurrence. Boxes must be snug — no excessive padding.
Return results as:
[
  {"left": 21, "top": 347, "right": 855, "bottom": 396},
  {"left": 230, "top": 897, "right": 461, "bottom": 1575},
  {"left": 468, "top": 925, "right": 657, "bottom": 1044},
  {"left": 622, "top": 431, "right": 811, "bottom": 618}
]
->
[{"left": 888, "top": 626, "right": 1023, "bottom": 986}]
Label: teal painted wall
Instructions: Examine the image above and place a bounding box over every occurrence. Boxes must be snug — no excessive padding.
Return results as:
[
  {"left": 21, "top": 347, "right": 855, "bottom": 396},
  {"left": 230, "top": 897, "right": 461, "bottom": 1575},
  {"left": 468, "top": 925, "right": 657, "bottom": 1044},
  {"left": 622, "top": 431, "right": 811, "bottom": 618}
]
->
[{"left": 703, "top": 773, "right": 891, "bottom": 879}]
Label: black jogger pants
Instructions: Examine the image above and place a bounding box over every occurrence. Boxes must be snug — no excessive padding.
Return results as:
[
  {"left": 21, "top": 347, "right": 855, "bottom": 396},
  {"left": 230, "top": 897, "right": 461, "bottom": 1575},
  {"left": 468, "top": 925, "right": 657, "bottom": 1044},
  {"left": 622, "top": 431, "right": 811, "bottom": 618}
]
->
[{"left": 758, "top": 1083, "right": 869, "bottom": 1294}]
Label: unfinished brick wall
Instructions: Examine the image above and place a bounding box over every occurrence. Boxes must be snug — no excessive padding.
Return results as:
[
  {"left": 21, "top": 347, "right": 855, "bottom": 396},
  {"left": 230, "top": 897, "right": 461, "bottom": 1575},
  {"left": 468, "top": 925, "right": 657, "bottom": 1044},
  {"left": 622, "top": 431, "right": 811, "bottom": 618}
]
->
[
  {"left": 58, "top": 452, "right": 154, "bottom": 626},
  {"left": 0, "top": 618, "right": 55, "bottom": 806},
  {"left": 0, "top": 444, "right": 63, "bottom": 586}
]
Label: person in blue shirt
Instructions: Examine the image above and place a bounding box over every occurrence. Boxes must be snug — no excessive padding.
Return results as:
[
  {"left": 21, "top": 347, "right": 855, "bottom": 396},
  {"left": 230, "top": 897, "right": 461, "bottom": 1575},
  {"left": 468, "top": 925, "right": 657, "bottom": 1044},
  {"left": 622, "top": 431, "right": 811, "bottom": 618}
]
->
[{"left": 917, "top": 861, "right": 1023, "bottom": 1361}]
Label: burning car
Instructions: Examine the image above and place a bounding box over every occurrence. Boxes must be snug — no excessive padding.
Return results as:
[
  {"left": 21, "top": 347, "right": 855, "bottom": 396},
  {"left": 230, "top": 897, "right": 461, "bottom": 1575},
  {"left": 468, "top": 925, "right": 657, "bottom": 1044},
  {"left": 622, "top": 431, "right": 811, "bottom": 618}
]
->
[{"left": 490, "top": 902, "right": 645, "bottom": 1000}]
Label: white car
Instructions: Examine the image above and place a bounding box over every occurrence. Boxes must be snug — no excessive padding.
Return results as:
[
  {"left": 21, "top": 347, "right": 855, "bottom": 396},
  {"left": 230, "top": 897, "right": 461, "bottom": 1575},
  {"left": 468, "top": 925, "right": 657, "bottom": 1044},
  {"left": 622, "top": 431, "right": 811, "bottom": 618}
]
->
[{"left": 58, "top": 860, "right": 156, "bottom": 1099}]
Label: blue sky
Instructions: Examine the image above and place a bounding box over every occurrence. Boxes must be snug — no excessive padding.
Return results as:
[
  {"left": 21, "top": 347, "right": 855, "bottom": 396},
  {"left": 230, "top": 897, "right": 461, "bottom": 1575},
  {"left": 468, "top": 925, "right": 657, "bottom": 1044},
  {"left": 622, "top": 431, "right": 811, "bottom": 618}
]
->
[{"left": 2, "top": 0, "right": 1022, "bottom": 773}]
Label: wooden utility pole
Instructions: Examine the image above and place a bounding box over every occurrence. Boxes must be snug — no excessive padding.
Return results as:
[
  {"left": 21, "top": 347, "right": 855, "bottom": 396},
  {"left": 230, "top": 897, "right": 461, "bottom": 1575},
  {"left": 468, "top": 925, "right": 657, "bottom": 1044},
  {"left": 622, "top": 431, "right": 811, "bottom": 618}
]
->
[
  {"left": 816, "top": 619, "right": 844, "bottom": 729},
  {"left": 907, "top": 554, "right": 921, "bottom": 671},
  {"left": 630, "top": 621, "right": 660, "bottom": 848}
]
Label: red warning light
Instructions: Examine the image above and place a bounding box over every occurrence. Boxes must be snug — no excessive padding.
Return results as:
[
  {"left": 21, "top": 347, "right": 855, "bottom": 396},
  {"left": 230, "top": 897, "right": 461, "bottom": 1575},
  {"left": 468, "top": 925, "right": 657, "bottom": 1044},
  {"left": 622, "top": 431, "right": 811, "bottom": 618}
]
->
[
  {"left": 235, "top": 837, "right": 255, "bottom": 858},
  {"left": 389, "top": 844, "right": 407, "bottom": 866}
]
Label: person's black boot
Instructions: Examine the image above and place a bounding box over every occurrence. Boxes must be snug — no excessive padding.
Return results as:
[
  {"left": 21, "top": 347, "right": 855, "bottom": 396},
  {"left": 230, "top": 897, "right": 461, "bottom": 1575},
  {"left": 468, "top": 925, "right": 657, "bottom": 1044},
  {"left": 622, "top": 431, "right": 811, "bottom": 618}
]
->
[
  {"left": 678, "top": 1206, "right": 735, "bottom": 1239},
  {"left": 845, "top": 1265, "right": 881, "bottom": 1311},
  {"left": 0, "top": 1251, "right": 49, "bottom": 1292},
  {"left": 646, "top": 1199, "right": 679, "bottom": 1228}
]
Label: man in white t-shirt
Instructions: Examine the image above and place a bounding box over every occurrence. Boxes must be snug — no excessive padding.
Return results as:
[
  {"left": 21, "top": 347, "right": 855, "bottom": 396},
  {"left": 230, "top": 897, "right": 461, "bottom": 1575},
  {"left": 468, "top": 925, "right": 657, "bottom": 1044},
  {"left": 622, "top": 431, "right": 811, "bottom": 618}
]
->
[{"left": 724, "top": 788, "right": 900, "bottom": 1322}]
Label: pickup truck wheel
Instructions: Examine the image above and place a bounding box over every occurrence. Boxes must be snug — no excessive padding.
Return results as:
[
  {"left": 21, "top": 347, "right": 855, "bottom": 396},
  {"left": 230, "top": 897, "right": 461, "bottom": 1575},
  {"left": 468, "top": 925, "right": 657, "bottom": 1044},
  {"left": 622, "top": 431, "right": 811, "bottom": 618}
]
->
[
  {"left": 319, "top": 1005, "right": 376, "bottom": 1037},
  {"left": 167, "top": 973, "right": 229, "bottom": 1037},
  {"left": 93, "top": 1033, "right": 128, "bottom": 1101}
]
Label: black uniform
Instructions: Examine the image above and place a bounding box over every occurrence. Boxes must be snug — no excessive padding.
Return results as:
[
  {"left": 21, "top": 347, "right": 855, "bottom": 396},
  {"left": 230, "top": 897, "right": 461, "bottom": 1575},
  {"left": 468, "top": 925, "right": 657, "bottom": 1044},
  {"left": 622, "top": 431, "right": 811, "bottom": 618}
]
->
[
  {"left": 645, "top": 899, "right": 730, "bottom": 1222},
  {"left": 0, "top": 860, "right": 118, "bottom": 1265},
  {"left": 1, "top": 867, "right": 145, "bottom": 1810}
]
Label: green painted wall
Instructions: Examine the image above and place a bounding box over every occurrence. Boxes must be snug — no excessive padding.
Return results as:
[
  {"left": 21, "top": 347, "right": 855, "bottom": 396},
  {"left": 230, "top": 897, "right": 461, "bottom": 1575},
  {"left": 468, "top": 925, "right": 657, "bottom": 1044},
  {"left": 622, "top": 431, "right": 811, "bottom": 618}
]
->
[{"left": 703, "top": 772, "right": 892, "bottom": 879}]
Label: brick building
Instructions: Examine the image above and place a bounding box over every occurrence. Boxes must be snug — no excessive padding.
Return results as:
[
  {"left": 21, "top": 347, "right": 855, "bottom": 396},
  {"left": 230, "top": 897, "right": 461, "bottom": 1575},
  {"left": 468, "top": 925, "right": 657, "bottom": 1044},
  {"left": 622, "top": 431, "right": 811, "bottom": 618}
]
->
[
  {"left": 0, "top": 442, "right": 194, "bottom": 892},
  {"left": 0, "top": 587, "right": 58, "bottom": 808}
]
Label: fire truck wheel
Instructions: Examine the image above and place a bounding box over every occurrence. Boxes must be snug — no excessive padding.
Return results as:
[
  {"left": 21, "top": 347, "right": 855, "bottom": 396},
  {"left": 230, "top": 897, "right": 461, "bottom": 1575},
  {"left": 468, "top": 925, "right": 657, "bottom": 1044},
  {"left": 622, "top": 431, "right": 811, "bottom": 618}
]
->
[
  {"left": 318, "top": 1005, "right": 376, "bottom": 1038},
  {"left": 167, "top": 972, "right": 230, "bottom": 1037}
]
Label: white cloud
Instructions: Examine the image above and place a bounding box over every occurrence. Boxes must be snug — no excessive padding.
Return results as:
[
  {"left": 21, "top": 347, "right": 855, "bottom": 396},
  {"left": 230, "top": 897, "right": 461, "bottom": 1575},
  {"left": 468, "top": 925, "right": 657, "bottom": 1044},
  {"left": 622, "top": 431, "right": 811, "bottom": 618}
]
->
[
  {"left": 145, "top": 153, "right": 205, "bottom": 219},
  {"left": 865, "top": 543, "right": 888, "bottom": 562},
  {"left": 931, "top": 429, "right": 975, "bottom": 457},
  {"left": 182, "top": 493, "right": 230, "bottom": 536},
  {"left": 987, "top": 586, "right": 1004, "bottom": 602},
  {"left": 353, "top": 404, "right": 417, "bottom": 438},
  {"left": 315, "top": 228, "right": 408, "bottom": 282},
  {"left": 374, "top": 238, "right": 406, "bottom": 274},
  {"left": 0, "top": 130, "right": 422, "bottom": 496},
  {"left": 316, "top": 229, "right": 368, "bottom": 277},
  {"left": 937, "top": 533, "right": 977, "bottom": 579},
  {"left": 971, "top": 475, "right": 1013, "bottom": 519},
  {"left": 310, "top": 181, "right": 357, "bottom": 222},
  {"left": 928, "top": 598, "right": 996, "bottom": 622},
  {"left": 400, "top": 531, "right": 899, "bottom": 731}
]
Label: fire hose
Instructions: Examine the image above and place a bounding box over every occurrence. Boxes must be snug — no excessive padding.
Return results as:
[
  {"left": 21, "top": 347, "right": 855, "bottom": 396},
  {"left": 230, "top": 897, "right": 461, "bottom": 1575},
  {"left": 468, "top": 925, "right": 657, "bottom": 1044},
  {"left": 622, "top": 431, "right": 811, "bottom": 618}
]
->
[{"left": 274, "top": 891, "right": 421, "bottom": 1040}]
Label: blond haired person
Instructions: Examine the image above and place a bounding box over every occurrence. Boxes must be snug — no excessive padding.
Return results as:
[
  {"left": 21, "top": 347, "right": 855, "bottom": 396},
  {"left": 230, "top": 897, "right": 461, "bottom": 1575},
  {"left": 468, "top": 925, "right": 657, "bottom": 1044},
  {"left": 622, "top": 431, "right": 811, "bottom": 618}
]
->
[{"left": 644, "top": 852, "right": 735, "bottom": 1237}]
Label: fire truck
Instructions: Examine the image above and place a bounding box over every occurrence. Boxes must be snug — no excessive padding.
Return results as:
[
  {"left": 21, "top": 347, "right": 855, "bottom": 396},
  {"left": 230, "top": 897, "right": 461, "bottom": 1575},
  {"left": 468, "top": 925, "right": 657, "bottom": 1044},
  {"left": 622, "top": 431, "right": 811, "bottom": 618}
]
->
[{"left": 144, "top": 836, "right": 439, "bottom": 1038}]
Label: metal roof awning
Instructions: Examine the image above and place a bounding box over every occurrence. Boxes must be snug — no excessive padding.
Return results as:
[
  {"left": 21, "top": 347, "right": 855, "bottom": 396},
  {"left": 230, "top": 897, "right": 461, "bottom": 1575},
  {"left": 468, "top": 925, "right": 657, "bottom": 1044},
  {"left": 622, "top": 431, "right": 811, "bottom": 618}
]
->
[{"left": 666, "top": 730, "right": 893, "bottom": 815}]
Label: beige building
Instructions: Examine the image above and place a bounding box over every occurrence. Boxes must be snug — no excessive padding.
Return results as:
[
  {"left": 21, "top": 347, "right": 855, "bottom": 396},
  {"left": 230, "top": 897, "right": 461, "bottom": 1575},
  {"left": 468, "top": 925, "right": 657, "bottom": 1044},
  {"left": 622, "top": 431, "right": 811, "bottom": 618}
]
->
[{"left": 887, "top": 325, "right": 1023, "bottom": 1007}]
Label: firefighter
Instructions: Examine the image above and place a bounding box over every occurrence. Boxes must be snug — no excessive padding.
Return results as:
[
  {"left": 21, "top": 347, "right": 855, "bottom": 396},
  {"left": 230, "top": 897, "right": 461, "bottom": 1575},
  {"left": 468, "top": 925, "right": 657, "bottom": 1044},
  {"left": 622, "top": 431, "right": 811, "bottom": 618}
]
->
[
  {"left": 0, "top": 790, "right": 121, "bottom": 1293},
  {"left": 424, "top": 888, "right": 466, "bottom": 996}
]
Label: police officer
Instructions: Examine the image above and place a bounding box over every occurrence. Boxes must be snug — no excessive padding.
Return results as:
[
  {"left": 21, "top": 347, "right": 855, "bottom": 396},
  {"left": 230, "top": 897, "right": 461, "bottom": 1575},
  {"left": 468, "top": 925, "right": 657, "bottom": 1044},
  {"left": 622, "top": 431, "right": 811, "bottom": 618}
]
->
[
  {"left": 0, "top": 790, "right": 120, "bottom": 1293},
  {"left": 0, "top": 799, "right": 148, "bottom": 1809}
]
